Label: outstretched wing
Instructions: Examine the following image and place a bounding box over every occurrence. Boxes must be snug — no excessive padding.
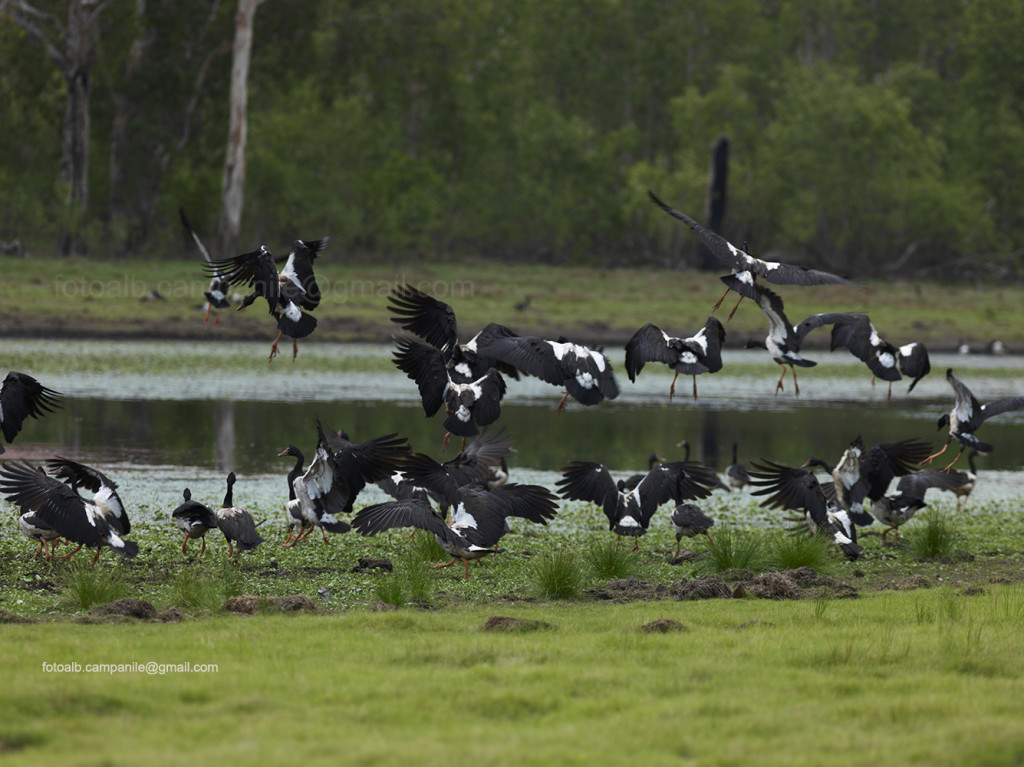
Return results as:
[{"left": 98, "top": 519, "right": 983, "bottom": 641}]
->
[
  {"left": 0, "top": 372, "right": 62, "bottom": 447},
  {"left": 206, "top": 246, "right": 279, "bottom": 313},
  {"left": 388, "top": 284, "right": 458, "bottom": 352},
  {"left": 352, "top": 498, "right": 462, "bottom": 546}
]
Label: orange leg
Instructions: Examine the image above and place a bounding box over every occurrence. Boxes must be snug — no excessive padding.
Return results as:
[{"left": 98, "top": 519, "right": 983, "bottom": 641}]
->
[
  {"left": 292, "top": 339, "right": 299, "bottom": 360},
  {"left": 91, "top": 548, "right": 102, "bottom": 567},
  {"left": 711, "top": 286, "right": 729, "bottom": 313},
  {"left": 203, "top": 305, "right": 211, "bottom": 325},
  {"left": 30, "top": 540, "right": 44, "bottom": 559},
  {"left": 555, "top": 391, "right": 570, "bottom": 413},
  {"left": 726, "top": 294, "right": 744, "bottom": 321},
  {"left": 674, "top": 540, "right": 680, "bottom": 558},
  {"left": 691, "top": 375, "right": 698, "bottom": 400},
  {"left": 199, "top": 536, "right": 207, "bottom": 558},
  {"left": 919, "top": 441, "right": 951, "bottom": 467},
  {"left": 941, "top": 446, "right": 967, "bottom": 472},
  {"left": 59, "top": 543, "right": 84, "bottom": 560},
  {"left": 214, "top": 311, "right": 221, "bottom": 326},
  {"left": 268, "top": 330, "right": 284, "bottom": 361},
  {"left": 227, "top": 539, "right": 235, "bottom": 558},
  {"left": 320, "top": 526, "right": 330, "bottom": 544},
  {"left": 182, "top": 531, "right": 190, "bottom": 556},
  {"left": 774, "top": 367, "right": 787, "bottom": 396},
  {"left": 791, "top": 365, "right": 800, "bottom": 396},
  {"left": 669, "top": 371, "right": 679, "bottom": 401}
]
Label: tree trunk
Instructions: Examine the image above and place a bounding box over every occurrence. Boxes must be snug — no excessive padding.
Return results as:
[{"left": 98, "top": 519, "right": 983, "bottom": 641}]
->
[
  {"left": 699, "top": 134, "right": 729, "bottom": 271},
  {"left": 218, "top": 0, "right": 265, "bottom": 258}
]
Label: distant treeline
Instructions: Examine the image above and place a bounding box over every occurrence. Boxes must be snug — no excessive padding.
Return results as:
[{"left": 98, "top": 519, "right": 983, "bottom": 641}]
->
[{"left": 2, "top": 0, "right": 1021, "bottom": 278}]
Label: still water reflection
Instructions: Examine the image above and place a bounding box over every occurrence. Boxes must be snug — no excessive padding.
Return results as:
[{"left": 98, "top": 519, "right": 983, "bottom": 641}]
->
[{"left": 14, "top": 394, "right": 1024, "bottom": 475}]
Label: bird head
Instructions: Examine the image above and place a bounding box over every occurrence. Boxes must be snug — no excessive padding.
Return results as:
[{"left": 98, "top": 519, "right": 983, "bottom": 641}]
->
[
  {"left": 936, "top": 413, "right": 950, "bottom": 430},
  {"left": 278, "top": 445, "right": 300, "bottom": 458}
]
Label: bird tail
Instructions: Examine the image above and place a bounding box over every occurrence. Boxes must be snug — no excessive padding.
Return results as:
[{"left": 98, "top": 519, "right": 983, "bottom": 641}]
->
[
  {"left": 320, "top": 518, "right": 352, "bottom": 535},
  {"left": 276, "top": 310, "right": 318, "bottom": 339}
]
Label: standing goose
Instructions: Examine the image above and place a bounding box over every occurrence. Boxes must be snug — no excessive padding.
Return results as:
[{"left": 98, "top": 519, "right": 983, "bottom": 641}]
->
[
  {"left": 557, "top": 459, "right": 720, "bottom": 550},
  {"left": 793, "top": 312, "right": 931, "bottom": 399},
  {"left": 624, "top": 317, "right": 726, "bottom": 400},
  {"left": 920, "top": 369, "right": 1024, "bottom": 470},
  {"left": 670, "top": 503, "right": 715, "bottom": 557},
  {"left": 171, "top": 488, "right": 218, "bottom": 557},
  {"left": 648, "top": 189, "right": 849, "bottom": 318},
  {"left": 353, "top": 482, "right": 558, "bottom": 578},
  {"left": 745, "top": 286, "right": 819, "bottom": 395},
  {"left": 180, "top": 207, "right": 231, "bottom": 325},
  {"left": 215, "top": 472, "right": 264, "bottom": 557},
  {"left": 19, "top": 509, "right": 61, "bottom": 559},
  {"left": 0, "top": 371, "right": 62, "bottom": 454},
  {"left": 0, "top": 460, "right": 138, "bottom": 565},
  {"left": 725, "top": 442, "right": 750, "bottom": 491},
  {"left": 871, "top": 470, "right": 967, "bottom": 540},
  {"left": 206, "top": 238, "right": 327, "bottom": 360}
]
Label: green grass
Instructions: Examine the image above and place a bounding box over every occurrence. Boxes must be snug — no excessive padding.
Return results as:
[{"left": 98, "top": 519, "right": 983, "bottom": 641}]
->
[
  {"left": 531, "top": 547, "right": 586, "bottom": 599},
  {"left": 765, "top": 530, "right": 835, "bottom": 572},
  {"left": 3, "top": 589, "right": 1024, "bottom": 765},
  {"left": 4, "top": 255, "right": 1024, "bottom": 350},
  {"left": 698, "top": 526, "right": 764, "bottom": 573},
  {"left": 582, "top": 538, "right": 644, "bottom": 580},
  {"left": 906, "top": 511, "right": 957, "bottom": 559},
  {"left": 57, "top": 564, "right": 131, "bottom": 611}
]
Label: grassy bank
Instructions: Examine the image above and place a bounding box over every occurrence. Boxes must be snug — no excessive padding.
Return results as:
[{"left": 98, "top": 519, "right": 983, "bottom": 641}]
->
[
  {"left": 1, "top": 255, "right": 1021, "bottom": 350},
  {"left": 2, "top": 587, "right": 1024, "bottom": 766}
]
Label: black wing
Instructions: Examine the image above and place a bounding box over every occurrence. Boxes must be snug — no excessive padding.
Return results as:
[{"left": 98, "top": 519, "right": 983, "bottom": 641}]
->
[
  {"left": 556, "top": 461, "right": 620, "bottom": 527},
  {"left": 649, "top": 190, "right": 849, "bottom": 287},
  {"left": 474, "top": 482, "right": 559, "bottom": 524},
  {"left": 747, "top": 459, "right": 830, "bottom": 529},
  {"left": 206, "top": 245, "right": 279, "bottom": 314},
  {"left": 442, "top": 370, "right": 505, "bottom": 437},
  {"left": 388, "top": 284, "right": 458, "bottom": 352},
  {"left": 352, "top": 498, "right": 462, "bottom": 546},
  {"left": 393, "top": 337, "right": 450, "bottom": 417},
  {"left": 280, "top": 238, "right": 326, "bottom": 310},
  {"left": 0, "top": 372, "right": 62, "bottom": 447}
]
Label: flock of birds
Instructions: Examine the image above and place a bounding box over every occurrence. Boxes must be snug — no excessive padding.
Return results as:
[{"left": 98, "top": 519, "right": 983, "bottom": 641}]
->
[{"left": 0, "top": 193, "right": 1021, "bottom": 577}]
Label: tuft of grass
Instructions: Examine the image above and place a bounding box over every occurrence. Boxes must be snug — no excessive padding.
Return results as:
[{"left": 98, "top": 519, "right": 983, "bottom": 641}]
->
[
  {"left": 171, "top": 568, "right": 231, "bottom": 613},
  {"left": 766, "top": 530, "right": 834, "bottom": 572},
  {"left": 57, "top": 564, "right": 131, "bottom": 611},
  {"left": 583, "top": 539, "right": 643, "bottom": 580},
  {"left": 906, "top": 512, "right": 956, "bottom": 559},
  {"left": 407, "top": 532, "right": 447, "bottom": 565},
  {"left": 532, "top": 548, "right": 585, "bottom": 599},
  {"left": 698, "top": 526, "right": 763, "bottom": 573},
  {"left": 374, "top": 559, "right": 435, "bottom": 607}
]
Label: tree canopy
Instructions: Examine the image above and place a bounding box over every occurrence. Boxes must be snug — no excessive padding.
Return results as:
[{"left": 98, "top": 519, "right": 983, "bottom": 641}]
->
[{"left": 0, "top": 0, "right": 1019, "bottom": 279}]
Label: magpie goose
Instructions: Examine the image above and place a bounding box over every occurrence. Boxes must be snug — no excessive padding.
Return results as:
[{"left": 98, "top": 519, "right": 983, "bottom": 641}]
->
[
  {"left": 388, "top": 284, "right": 520, "bottom": 383},
  {"left": 648, "top": 189, "right": 848, "bottom": 318},
  {"left": 171, "top": 488, "right": 218, "bottom": 557},
  {"left": 871, "top": 470, "right": 966, "bottom": 540},
  {"left": 670, "top": 503, "right": 715, "bottom": 557},
  {"left": 745, "top": 286, "right": 818, "bottom": 395},
  {"left": 47, "top": 457, "right": 131, "bottom": 537},
  {"left": 353, "top": 482, "right": 558, "bottom": 578},
  {"left": 793, "top": 313, "right": 931, "bottom": 399},
  {"left": 279, "top": 422, "right": 410, "bottom": 546},
  {"left": 206, "top": 238, "right": 326, "bottom": 360},
  {"left": 811, "top": 435, "right": 933, "bottom": 527},
  {"left": 215, "top": 472, "right": 264, "bottom": 557},
  {"left": 747, "top": 459, "right": 863, "bottom": 560},
  {"left": 0, "top": 371, "right": 62, "bottom": 453},
  {"left": 180, "top": 207, "right": 231, "bottom": 325},
  {"left": 392, "top": 427, "right": 515, "bottom": 511},
  {"left": 921, "top": 369, "right": 1024, "bottom": 470},
  {"left": 393, "top": 336, "right": 505, "bottom": 446},
  {"left": 557, "top": 459, "right": 720, "bottom": 550},
  {"left": 0, "top": 460, "right": 138, "bottom": 565},
  {"left": 19, "top": 509, "right": 61, "bottom": 559},
  {"left": 624, "top": 317, "right": 726, "bottom": 400},
  {"left": 479, "top": 333, "right": 620, "bottom": 412},
  {"left": 725, "top": 442, "right": 750, "bottom": 491}
]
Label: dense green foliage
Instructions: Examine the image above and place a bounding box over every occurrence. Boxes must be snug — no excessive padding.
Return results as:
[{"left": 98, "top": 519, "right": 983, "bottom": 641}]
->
[{"left": 2, "top": 0, "right": 1022, "bottom": 277}]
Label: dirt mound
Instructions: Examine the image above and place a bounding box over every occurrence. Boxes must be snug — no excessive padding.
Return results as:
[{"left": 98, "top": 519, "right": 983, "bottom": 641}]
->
[
  {"left": 274, "top": 594, "right": 317, "bottom": 612},
  {"left": 90, "top": 599, "right": 157, "bottom": 619},
  {"left": 222, "top": 595, "right": 260, "bottom": 614},
  {"left": 671, "top": 576, "right": 734, "bottom": 601},
  {"left": 639, "top": 618, "right": 687, "bottom": 633},
  {"left": 745, "top": 572, "right": 803, "bottom": 600},
  {"left": 483, "top": 615, "right": 553, "bottom": 632},
  {"left": 887, "top": 575, "right": 931, "bottom": 591}
]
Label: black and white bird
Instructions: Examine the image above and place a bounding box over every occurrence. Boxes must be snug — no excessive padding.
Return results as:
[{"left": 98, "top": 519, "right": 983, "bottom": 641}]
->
[
  {"left": 810, "top": 435, "right": 934, "bottom": 527},
  {"left": 871, "top": 470, "right": 967, "bottom": 540},
  {"left": 557, "top": 459, "right": 721, "bottom": 550},
  {"left": 0, "top": 460, "right": 138, "bottom": 565},
  {"left": 648, "top": 189, "right": 849, "bottom": 318},
  {"left": 920, "top": 368, "right": 1024, "bottom": 470},
  {"left": 388, "top": 284, "right": 520, "bottom": 383},
  {"left": 393, "top": 336, "right": 505, "bottom": 446},
  {"left": 353, "top": 482, "right": 558, "bottom": 578},
  {"left": 725, "top": 442, "right": 750, "bottom": 491},
  {"left": 745, "top": 286, "right": 818, "bottom": 395},
  {"left": 19, "top": 508, "right": 61, "bottom": 559},
  {"left": 278, "top": 422, "right": 410, "bottom": 546},
  {"left": 620, "top": 452, "right": 666, "bottom": 492},
  {"left": 481, "top": 333, "right": 620, "bottom": 412},
  {"left": 624, "top": 317, "right": 726, "bottom": 400},
  {"left": 747, "top": 459, "right": 863, "bottom": 560},
  {"left": 206, "top": 238, "right": 327, "bottom": 360},
  {"left": 180, "top": 207, "right": 231, "bottom": 325},
  {"left": 171, "top": 488, "right": 218, "bottom": 557},
  {"left": 669, "top": 503, "right": 715, "bottom": 557},
  {"left": 0, "top": 371, "right": 62, "bottom": 454},
  {"left": 47, "top": 457, "right": 131, "bottom": 539},
  {"left": 391, "top": 427, "right": 515, "bottom": 511},
  {"left": 793, "top": 313, "right": 931, "bottom": 399},
  {"left": 215, "top": 472, "right": 264, "bottom": 557}
]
